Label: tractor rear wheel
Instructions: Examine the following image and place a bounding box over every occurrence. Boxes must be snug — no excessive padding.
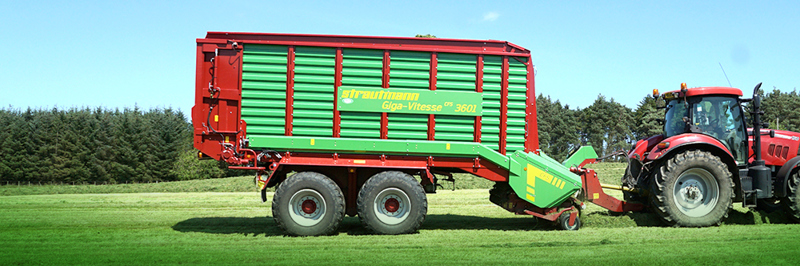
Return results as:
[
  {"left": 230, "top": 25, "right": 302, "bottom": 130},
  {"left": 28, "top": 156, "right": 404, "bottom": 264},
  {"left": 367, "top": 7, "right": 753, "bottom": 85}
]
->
[
  {"left": 782, "top": 169, "right": 800, "bottom": 222},
  {"left": 649, "top": 150, "right": 734, "bottom": 227},
  {"left": 357, "top": 171, "right": 427, "bottom": 235},
  {"left": 272, "top": 172, "right": 345, "bottom": 236}
]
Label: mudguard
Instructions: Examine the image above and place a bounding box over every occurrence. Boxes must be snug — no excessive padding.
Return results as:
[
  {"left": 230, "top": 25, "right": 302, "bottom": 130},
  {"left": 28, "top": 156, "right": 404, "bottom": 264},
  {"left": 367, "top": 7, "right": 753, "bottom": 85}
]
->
[
  {"left": 774, "top": 156, "right": 800, "bottom": 198},
  {"left": 646, "top": 134, "right": 733, "bottom": 162}
]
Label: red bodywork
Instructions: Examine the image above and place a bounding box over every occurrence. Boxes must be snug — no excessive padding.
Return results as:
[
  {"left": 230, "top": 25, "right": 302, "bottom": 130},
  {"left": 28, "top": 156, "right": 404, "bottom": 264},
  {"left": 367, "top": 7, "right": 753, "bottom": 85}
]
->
[
  {"left": 193, "top": 32, "right": 545, "bottom": 216},
  {"left": 750, "top": 129, "right": 800, "bottom": 167},
  {"left": 193, "top": 32, "right": 538, "bottom": 166},
  {"left": 627, "top": 86, "right": 800, "bottom": 196}
]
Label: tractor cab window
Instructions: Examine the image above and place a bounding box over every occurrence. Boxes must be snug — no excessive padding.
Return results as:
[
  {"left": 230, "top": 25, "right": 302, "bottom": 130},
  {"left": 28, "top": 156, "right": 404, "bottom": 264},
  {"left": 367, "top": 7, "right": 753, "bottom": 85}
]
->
[
  {"left": 664, "top": 99, "right": 689, "bottom": 137},
  {"left": 663, "top": 96, "right": 746, "bottom": 163},
  {"left": 692, "top": 96, "right": 747, "bottom": 163}
]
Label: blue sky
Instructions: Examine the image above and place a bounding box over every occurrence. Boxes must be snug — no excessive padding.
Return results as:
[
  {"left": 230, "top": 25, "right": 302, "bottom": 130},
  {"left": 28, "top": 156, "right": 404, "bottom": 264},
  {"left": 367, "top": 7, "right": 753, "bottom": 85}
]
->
[{"left": 2, "top": 0, "right": 798, "bottom": 117}]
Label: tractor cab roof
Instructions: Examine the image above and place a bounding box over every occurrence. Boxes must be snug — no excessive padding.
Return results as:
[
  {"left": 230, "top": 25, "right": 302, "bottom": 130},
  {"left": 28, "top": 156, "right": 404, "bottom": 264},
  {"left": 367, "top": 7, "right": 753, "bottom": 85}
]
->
[{"left": 663, "top": 86, "right": 743, "bottom": 100}]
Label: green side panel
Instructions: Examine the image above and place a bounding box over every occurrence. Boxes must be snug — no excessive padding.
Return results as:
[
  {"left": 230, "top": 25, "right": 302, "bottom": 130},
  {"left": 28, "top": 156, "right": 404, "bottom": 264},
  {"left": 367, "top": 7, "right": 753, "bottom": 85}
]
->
[
  {"left": 435, "top": 53, "right": 477, "bottom": 142},
  {"left": 241, "top": 44, "right": 288, "bottom": 136},
  {"left": 340, "top": 48, "right": 384, "bottom": 138},
  {"left": 436, "top": 53, "right": 476, "bottom": 92},
  {"left": 341, "top": 48, "right": 383, "bottom": 88},
  {"left": 435, "top": 115, "right": 474, "bottom": 141},
  {"left": 340, "top": 111, "right": 381, "bottom": 138},
  {"left": 481, "top": 56, "right": 503, "bottom": 151},
  {"left": 388, "top": 51, "right": 430, "bottom": 140},
  {"left": 293, "top": 46, "right": 336, "bottom": 137},
  {"left": 249, "top": 135, "right": 510, "bottom": 171},
  {"left": 508, "top": 151, "right": 582, "bottom": 208},
  {"left": 506, "top": 58, "right": 528, "bottom": 152},
  {"left": 387, "top": 114, "right": 428, "bottom": 140}
]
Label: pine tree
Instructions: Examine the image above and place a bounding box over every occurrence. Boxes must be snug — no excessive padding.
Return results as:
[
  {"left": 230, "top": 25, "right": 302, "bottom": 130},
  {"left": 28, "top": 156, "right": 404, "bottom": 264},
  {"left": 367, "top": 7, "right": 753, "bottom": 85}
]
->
[{"left": 632, "top": 96, "right": 663, "bottom": 140}]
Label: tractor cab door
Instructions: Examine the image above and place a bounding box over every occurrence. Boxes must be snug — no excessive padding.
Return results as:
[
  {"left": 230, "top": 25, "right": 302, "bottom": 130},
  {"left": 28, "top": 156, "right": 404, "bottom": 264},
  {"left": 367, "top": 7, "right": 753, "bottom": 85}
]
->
[{"left": 691, "top": 96, "right": 748, "bottom": 164}]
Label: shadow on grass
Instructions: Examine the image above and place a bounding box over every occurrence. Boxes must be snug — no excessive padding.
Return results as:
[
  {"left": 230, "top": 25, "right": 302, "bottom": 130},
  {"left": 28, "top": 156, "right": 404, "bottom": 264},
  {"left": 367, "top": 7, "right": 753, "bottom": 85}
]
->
[
  {"left": 724, "top": 208, "right": 794, "bottom": 225},
  {"left": 583, "top": 207, "right": 796, "bottom": 228},
  {"left": 174, "top": 209, "right": 796, "bottom": 237},
  {"left": 173, "top": 214, "right": 552, "bottom": 237},
  {"left": 172, "top": 216, "right": 285, "bottom": 237}
]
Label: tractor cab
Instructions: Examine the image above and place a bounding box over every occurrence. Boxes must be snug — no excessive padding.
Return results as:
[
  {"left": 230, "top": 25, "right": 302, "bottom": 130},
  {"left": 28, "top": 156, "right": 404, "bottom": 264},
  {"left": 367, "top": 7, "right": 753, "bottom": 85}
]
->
[{"left": 659, "top": 84, "right": 748, "bottom": 164}]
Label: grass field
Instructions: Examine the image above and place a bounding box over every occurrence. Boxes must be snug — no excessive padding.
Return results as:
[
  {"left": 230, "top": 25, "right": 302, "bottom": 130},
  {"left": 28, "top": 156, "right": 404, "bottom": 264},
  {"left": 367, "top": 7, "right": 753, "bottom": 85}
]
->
[{"left": 2, "top": 163, "right": 800, "bottom": 265}]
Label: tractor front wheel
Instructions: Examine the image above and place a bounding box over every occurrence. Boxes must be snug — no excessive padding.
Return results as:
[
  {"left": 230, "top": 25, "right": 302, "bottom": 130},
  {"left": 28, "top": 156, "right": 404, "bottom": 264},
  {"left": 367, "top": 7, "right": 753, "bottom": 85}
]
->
[{"left": 649, "top": 150, "right": 734, "bottom": 227}]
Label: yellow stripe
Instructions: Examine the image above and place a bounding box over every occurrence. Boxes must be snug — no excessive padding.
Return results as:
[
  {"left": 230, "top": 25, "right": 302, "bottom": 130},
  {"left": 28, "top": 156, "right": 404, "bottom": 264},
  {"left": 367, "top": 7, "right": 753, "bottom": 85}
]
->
[
  {"left": 527, "top": 165, "right": 536, "bottom": 187},
  {"left": 354, "top": 160, "right": 366, "bottom": 164},
  {"left": 559, "top": 181, "right": 566, "bottom": 190},
  {"left": 446, "top": 143, "right": 451, "bottom": 150},
  {"left": 526, "top": 194, "right": 535, "bottom": 202},
  {"left": 527, "top": 186, "right": 535, "bottom": 195},
  {"left": 310, "top": 139, "right": 315, "bottom": 145}
]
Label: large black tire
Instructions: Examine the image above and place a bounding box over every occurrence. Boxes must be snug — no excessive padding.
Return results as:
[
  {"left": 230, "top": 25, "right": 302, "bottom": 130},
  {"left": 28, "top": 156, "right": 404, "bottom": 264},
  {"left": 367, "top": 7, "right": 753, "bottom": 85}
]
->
[
  {"left": 357, "top": 171, "right": 427, "bottom": 235},
  {"left": 782, "top": 169, "right": 800, "bottom": 222},
  {"left": 272, "top": 172, "right": 345, "bottom": 236},
  {"left": 649, "top": 150, "right": 734, "bottom": 227}
]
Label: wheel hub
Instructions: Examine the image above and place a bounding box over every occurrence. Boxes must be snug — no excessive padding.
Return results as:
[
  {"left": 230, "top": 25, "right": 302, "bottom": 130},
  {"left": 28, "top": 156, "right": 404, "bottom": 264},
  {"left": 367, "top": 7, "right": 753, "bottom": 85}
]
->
[
  {"left": 373, "top": 188, "right": 411, "bottom": 225},
  {"left": 380, "top": 195, "right": 404, "bottom": 215},
  {"left": 673, "top": 168, "right": 719, "bottom": 217},
  {"left": 302, "top": 199, "right": 317, "bottom": 214},
  {"left": 680, "top": 181, "right": 704, "bottom": 203},
  {"left": 288, "top": 189, "right": 326, "bottom": 226},
  {"left": 384, "top": 198, "right": 400, "bottom": 213}
]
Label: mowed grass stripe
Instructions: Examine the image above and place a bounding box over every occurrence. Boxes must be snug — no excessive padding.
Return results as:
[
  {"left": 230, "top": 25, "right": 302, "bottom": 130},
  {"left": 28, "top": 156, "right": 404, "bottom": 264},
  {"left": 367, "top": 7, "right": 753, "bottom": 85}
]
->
[{"left": 2, "top": 190, "right": 800, "bottom": 265}]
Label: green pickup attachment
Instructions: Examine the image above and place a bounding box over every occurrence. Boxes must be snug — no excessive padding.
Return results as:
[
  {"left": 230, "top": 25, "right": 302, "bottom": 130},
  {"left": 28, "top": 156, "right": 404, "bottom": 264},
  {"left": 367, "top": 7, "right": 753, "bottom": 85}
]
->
[{"left": 507, "top": 150, "right": 586, "bottom": 208}]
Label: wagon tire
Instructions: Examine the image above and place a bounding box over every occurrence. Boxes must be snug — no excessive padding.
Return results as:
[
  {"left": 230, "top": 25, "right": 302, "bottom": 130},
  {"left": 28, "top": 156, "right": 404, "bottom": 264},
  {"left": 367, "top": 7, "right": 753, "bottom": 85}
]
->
[
  {"left": 649, "top": 150, "right": 733, "bottom": 227},
  {"left": 357, "top": 171, "right": 427, "bottom": 235},
  {"left": 272, "top": 172, "right": 345, "bottom": 236}
]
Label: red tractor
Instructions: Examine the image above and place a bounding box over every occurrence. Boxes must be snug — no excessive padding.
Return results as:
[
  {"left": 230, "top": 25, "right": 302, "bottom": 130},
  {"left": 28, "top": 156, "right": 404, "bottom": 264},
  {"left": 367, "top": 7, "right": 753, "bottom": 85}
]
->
[{"left": 623, "top": 83, "right": 800, "bottom": 226}]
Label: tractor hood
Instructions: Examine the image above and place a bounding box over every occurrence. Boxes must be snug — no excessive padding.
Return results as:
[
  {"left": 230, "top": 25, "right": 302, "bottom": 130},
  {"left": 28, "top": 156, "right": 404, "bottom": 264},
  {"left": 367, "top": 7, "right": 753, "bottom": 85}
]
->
[{"left": 749, "top": 129, "right": 800, "bottom": 166}]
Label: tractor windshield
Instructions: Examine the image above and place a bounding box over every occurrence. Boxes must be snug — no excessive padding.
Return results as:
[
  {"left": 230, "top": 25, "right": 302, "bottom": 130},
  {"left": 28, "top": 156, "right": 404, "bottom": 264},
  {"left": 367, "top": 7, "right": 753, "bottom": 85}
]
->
[
  {"left": 664, "top": 99, "right": 689, "bottom": 137},
  {"left": 663, "top": 96, "right": 747, "bottom": 163}
]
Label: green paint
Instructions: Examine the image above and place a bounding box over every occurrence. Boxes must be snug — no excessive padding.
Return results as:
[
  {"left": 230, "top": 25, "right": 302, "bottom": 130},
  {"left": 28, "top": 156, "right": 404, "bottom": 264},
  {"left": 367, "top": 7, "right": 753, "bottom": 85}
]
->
[
  {"left": 249, "top": 135, "right": 581, "bottom": 209},
  {"left": 508, "top": 150, "right": 582, "bottom": 208},
  {"left": 337, "top": 87, "right": 483, "bottom": 116},
  {"left": 562, "top": 146, "right": 599, "bottom": 167}
]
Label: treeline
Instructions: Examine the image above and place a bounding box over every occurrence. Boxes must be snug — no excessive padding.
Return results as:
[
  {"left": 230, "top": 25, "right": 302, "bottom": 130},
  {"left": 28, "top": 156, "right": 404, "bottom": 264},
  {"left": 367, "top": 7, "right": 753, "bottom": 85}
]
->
[
  {"left": 537, "top": 88, "right": 800, "bottom": 162},
  {"left": 2, "top": 88, "right": 798, "bottom": 183},
  {"left": 0, "top": 107, "right": 237, "bottom": 184}
]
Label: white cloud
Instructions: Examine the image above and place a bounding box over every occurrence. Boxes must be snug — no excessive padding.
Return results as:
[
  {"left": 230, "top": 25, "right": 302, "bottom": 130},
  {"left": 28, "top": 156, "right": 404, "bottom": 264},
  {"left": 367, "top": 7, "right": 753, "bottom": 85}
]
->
[{"left": 483, "top": 12, "right": 499, "bottom": 21}]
